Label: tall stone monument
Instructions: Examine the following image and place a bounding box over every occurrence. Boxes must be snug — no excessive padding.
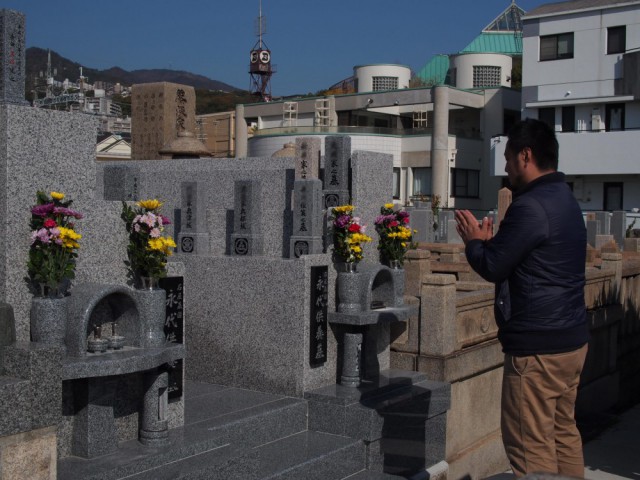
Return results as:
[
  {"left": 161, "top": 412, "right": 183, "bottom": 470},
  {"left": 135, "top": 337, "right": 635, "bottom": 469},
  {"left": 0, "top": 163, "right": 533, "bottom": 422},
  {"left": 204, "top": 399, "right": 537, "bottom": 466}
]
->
[
  {"left": 131, "top": 82, "right": 207, "bottom": 160},
  {"left": 0, "top": 10, "right": 28, "bottom": 105}
]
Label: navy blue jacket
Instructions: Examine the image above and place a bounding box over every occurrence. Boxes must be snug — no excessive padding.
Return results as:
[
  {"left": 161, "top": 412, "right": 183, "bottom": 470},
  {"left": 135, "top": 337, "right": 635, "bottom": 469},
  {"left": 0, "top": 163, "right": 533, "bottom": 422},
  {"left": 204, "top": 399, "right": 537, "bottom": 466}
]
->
[{"left": 465, "top": 172, "right": 589, "bottom": 355}]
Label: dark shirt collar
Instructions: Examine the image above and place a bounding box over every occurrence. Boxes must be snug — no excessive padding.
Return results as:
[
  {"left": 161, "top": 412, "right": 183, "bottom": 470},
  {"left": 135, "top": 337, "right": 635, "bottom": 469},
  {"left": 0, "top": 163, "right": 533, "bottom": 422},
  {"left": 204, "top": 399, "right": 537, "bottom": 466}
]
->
[{"left": 513, "top": 171, "right": 565, "bottom": 198}]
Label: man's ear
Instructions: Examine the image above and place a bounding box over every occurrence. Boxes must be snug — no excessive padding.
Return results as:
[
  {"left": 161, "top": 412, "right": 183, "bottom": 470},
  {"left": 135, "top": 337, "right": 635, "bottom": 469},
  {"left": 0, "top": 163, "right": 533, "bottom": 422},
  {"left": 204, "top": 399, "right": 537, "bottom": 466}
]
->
[{"left": 522, "top": 147, "right": 533, "bottom": 165}]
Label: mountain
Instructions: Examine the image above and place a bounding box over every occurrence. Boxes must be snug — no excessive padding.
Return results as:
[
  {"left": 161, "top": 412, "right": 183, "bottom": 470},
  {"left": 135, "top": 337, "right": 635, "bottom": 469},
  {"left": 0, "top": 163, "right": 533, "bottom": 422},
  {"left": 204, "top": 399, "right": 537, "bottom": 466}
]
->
[{"left": 25, "top": 47, "right": 242, "bottom": 95}]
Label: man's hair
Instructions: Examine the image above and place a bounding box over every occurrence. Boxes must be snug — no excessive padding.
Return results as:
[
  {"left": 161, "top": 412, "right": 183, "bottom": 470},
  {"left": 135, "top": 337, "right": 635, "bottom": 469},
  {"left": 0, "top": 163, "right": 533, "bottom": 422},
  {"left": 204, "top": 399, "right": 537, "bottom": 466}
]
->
[{"left": 506, "top": 118, "right": 559, "bottom": 171}]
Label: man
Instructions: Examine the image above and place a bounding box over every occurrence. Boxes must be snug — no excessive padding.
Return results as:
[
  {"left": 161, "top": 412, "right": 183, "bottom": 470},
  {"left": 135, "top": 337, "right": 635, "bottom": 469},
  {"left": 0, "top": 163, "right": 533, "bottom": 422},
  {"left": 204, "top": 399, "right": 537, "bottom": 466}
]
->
[{"left": 455, "top": 118, "right": 589, "bottom": 478}]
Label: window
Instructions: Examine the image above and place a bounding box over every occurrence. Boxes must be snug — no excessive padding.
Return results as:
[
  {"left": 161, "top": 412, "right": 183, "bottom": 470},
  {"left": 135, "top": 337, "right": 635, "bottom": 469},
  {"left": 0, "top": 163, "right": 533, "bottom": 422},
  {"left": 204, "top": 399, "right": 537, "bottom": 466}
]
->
[
  {"left": 605, "top": 103, "right": 625, "bottom": 131},
  {"left": 372, "top": 76, "right": 398, "bottom": 91},
  {"left": 413, "top": 167, "right": 432, "bottom": 196},
  {"left": 451, "top": 168, "right": 480, "bottom": 198},
  {"left": 540, "top": 33, "right": 574, "bottom": 61},
  {"left": 538, "top": 107, "right": 555, "bottom": 129},
  {"left": 562, "top": 106, "right": 575, "bottom": 132},
  {"left": 607, "top": 26, "right": 626, "bottom": 54},
  {"left": 472, "top": 66, "right": 502, "bottom": 88},
  {"left": 393, "top": 168, "right": 401, "bottom": 199},
  {"left": 603, "top": 182, "right": 623, "bottom": 211}
]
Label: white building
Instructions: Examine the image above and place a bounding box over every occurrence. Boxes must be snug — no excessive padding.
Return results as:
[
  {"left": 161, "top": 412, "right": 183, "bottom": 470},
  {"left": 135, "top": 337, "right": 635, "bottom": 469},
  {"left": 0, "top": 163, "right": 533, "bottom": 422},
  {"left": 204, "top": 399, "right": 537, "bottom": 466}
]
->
[{"left": 492, "top": 0, "right": 640, "bottom": 211}]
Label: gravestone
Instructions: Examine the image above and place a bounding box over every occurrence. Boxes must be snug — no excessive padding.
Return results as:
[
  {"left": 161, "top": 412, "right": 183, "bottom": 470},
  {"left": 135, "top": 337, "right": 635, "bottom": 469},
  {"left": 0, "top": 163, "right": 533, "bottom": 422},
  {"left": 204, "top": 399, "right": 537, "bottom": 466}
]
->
[
  {"left": 323, "top": 136, "right": 351, "bottom": 208},
  {"left": 410, "top": 205, "right": 435, "bottom": 243},
  {"left": 437, "top": 211, "right": 455, "bottom": 243},
  {"left": 159, "top": 276, "right": 184, "bottom": 400},
  {"left": 290, "top": 179, "right": 324, "bottom": 258},
  {"left": 586, "top": 220, "right": 600, "bottom": 248},
  {"left": 0, "top": 302, "right": 16, "bottom": 349},
  {"left": 131, "top": 82, "right": 199, "bottom": 160},
  {"left": 446, "top": 219, "right": 462, "bottom": 244},
  {"left": 0, "top": 10, "right": 28, "bottom": 105},
  {"left": 295, "top": 137, "right": 321, "bottom": 180},
  {"left": 230, "top": 180, "right": 264, "bottom": 256},
  {"left": 595, "top": 211, "right": 611, "bottom": 236},
  {"left": 611, "top": 211, "right": 626, "bottom": 248},
  {"left": 103, "top": 165, "right": 140, "bottom": 201},
  {"left": 177, "top": 182, "right": 210, "bottom": 255}
]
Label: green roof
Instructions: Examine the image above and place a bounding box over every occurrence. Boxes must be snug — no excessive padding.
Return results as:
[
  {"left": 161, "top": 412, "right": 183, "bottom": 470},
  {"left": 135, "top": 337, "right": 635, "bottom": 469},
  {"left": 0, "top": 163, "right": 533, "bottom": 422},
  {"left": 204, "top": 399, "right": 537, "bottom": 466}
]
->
[
  {"left": 461, "top": 32, "right": 522, "bottom": 55},
  {"left": 416, "top": 2, "right": 524, "bottom": 85},
  {"left": 416, "top": 54, "right": 450, "bottom": 86}
]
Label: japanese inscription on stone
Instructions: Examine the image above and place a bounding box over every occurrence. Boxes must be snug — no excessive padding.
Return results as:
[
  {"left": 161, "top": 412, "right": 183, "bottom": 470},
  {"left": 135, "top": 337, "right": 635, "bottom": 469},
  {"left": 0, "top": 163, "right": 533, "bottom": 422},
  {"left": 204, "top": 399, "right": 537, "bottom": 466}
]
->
[
  {"left": 160, "top": 276, "right": 184, "bottom": 400},
  {"left": 309, "top": 266, "right": 328, "bottom": 365},
  {"left": 176, "top": 88, "right": 187, "bottom": 132}
]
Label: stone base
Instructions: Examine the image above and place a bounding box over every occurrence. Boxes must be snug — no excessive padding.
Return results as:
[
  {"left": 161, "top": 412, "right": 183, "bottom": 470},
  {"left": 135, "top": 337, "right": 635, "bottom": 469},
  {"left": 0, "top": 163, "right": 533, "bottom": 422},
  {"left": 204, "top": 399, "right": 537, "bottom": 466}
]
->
[
  {"left": 0, "top": 426, "right": 57, "bottom": 480},
  {"left": 289, "top": 236, "right": 323, "bottom": 258},
  {"left": 177, "top": 232, "right": 210, "bottom": 255},
  {"left": 230, "top": 234, "right": 264, "bottom": 256}
]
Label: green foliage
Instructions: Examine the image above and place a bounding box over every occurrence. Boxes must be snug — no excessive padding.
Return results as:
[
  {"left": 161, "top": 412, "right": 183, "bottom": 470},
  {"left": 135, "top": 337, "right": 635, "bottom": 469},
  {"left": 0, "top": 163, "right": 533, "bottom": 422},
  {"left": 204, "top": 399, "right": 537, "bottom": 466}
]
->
[{"left": 195, "top": 89, "right": 256, "bottom": 115}]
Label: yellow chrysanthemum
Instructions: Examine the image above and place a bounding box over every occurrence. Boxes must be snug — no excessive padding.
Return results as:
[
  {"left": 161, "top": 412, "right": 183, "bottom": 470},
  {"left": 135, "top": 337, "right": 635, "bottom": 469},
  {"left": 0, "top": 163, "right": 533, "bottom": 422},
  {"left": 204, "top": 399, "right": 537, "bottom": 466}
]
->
[
  {"left": 51, "top": 191, "right": 65, "bottom": 200},
  {"left": 58, "top": 226, "right": 81, "bottom": 249},
  {"left": 352, "top": 245, "right": 362, "bottom": 253},
  {"left": 384, "top": 203, "right": 394, "bottom": 209},
  {"left": 148, "top": 237, "right": 177, "bottom": 255},
  {"left": 332, "top": 205, "right": 354, "bottom": 214},
  {"left": 137, "top": 199, "right": 163, "bottom": 211}
]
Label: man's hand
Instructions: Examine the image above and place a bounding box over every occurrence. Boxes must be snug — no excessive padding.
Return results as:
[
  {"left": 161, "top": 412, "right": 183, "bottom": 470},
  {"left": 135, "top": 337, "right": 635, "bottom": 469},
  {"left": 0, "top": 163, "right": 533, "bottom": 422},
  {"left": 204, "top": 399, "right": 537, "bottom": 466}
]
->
[{"left": 455, "top": 210, "right": 493, "bottom": 245}]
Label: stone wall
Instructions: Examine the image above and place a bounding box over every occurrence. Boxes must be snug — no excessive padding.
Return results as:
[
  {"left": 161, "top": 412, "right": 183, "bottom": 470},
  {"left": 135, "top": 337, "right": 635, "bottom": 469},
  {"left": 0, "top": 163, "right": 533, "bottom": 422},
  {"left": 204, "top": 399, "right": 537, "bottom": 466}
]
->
[{"left": 392, "top": 248, "right": 640, "bottom": 479}]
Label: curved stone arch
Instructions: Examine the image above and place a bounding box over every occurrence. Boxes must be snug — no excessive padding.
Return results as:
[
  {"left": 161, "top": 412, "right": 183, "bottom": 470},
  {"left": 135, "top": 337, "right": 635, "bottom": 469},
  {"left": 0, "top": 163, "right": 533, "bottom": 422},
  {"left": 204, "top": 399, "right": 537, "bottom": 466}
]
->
[{"left": 66, "top": 283, "right": 143, "bottom": 357}]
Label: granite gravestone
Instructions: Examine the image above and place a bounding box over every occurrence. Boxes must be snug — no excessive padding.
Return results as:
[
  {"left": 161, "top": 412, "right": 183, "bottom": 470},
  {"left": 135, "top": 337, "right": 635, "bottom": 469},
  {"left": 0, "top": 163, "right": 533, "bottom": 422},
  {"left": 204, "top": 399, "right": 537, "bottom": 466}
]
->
[
  {"left": 177, "top": 182, "right": 210, "bottom": 255},
  {"left": 290, "top": 179, "right": 324, "bottom": 258},
  {"left": 323, "top": 136, "right": 351, "bottom": 209},
  {"left": 0, "top": 10, "right": 28, "bottom": 105},
  {"left": 103, "top": 165, "right": 140, "bottom": 201},
  {"left": 595, "top": 211, "right": 611, "bottom": 236},
  {"left": 309, "top": 266, "right": 328, "bottom": 365},
  {"left": 230, "top": 180, "right": 264, "bottom": 256},
  {"left": 586, "top": 220, "right": 600, "bottom": 248},
  {"left": 409, "top": 204, "right": 435, "bottom": 244},
  {"left": 295, "top": 137, "right": 321, "bottom": 180},
  {"left": 159, "top": 276, "right": 184, "bottom": 400},
  {"left": 611, "top": 211, "right": 626, "bottom": 248}
]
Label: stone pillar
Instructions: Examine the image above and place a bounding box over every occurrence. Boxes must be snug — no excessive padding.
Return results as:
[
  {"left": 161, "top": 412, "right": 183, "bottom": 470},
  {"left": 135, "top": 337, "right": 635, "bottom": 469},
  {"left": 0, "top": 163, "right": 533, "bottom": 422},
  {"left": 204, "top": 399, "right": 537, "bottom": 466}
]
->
[
  {"left": 235, "top": 104, "right": 248, "bottom": 158},
  {"left": 497, "top": 187, "right": 512, "bottom": 232},
  {"left": 431, "top": 86, "right": 450, "bottom": 207},
  {"left": 0, "top": 10, "right": 28, "bottom": 105},
  {"left": 601, "top": 252, "right": 623, "bottom": 303},
  {"left": 403, "top": 249, "right": 431, "bottom": 298},
  {"left": 420, "top": 274, "right": 457, "bottom": 356},
  {"left": 139, "top": 369, "right": 169, "bottom": 446}
]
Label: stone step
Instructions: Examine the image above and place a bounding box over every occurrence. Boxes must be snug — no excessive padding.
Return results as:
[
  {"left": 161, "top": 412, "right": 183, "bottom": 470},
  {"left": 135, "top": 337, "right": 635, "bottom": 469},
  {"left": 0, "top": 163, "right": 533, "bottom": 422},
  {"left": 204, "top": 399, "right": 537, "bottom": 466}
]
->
[
  {"left": 58, "top": 383, "right": 307, "bottom": 480},
  {"left": 343, "top": 470, "right": 413, "bottom": 479},
  {"left": 255, "top": 431, "right": 364, "bottom": 480},
  {"left": 305, "top": 370, "right": 451, "bottom": 478}
]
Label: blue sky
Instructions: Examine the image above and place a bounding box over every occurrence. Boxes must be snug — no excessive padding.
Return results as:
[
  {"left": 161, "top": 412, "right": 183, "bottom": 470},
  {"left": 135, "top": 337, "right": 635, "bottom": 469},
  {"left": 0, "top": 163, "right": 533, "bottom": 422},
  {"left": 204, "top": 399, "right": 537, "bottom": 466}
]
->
[{"left": 6, "top": 0, "right": 541, "bottom": 96}]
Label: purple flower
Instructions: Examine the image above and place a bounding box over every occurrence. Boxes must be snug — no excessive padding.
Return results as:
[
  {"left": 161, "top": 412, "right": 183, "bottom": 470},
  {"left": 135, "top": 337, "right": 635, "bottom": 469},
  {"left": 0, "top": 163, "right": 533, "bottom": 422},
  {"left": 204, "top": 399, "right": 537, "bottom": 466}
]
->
[
  {"left": 53, "top": 206, "right": 83, "bottom": 219},
  {"left": 397, "top": 211, "right": 409, "bottom": 219},
  {"left": 335, "top": 215, "right": 351, "bottom": 228},
  {"left": 35, "top": 228, "right": 51, "bottom": 244},
  {"left": 160, "top": 215, "right": 171, "bottom": 225},
  {"left": 375, "top": 215, "right": 385, "bottom": 225},
  {"left": 31, "top": 203, "right": 55, "bottom": 217}
]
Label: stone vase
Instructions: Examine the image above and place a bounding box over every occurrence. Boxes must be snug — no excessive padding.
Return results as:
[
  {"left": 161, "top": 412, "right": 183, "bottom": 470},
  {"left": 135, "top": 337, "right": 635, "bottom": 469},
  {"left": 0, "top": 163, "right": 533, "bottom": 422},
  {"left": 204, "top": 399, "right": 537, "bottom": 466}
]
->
[
  {"left": 389, "top": 267, "right": 405, "bottom": 307},
  {"left": 134, "top": 283, "right": 166, "bottom": 348},
  {"left": 30, "top": 296, "right": 68, "bottom": 348},
  {"left": 337, "top": 265, "right": 361, "bottom": 314}
]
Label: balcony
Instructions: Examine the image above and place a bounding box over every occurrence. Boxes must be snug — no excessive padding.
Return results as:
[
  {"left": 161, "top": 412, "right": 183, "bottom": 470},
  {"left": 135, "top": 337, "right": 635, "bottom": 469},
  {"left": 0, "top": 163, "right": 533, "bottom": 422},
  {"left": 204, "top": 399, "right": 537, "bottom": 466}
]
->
[
  {"left": 491, "top": 129, "right": 640, "bottom": 176},
  {"left": 252, "top": 125, "right": 482, "bottom": 140}
]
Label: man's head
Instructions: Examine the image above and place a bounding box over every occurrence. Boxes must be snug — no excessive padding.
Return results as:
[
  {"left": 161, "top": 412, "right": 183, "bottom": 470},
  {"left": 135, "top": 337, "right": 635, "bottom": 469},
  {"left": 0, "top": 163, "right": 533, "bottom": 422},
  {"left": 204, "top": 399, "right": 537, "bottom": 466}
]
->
[{"left": 504, "top": 118, "right": 558, "bottom": 190}]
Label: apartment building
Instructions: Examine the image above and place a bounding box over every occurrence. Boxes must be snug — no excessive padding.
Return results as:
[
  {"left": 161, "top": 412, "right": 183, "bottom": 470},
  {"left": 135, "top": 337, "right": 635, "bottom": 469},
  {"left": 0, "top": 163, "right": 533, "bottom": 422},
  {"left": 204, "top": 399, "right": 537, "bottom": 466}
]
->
[{"left": 492, "top": 0, "right": 640, "bottom": 210}]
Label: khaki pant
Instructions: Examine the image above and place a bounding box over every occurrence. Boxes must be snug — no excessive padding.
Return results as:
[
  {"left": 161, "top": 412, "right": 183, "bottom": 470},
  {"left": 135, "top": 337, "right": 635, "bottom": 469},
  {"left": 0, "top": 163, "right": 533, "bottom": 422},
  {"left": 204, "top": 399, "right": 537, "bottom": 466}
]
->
[{"left": 501, "top": 344, "right": 588, "bottom": 478}]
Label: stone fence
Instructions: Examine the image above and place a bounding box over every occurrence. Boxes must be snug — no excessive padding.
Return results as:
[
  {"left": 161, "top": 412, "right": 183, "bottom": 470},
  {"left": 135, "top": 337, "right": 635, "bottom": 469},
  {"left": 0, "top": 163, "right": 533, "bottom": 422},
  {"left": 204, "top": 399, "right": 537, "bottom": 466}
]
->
[{"left": 391, "top": 248, "right": 640, "bottom": 479}]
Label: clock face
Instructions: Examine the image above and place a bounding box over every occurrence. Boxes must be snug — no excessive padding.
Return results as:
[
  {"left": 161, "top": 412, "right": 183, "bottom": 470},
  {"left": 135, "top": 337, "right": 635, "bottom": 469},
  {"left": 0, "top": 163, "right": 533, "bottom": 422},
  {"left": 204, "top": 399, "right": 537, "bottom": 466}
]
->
[
  {"left": 260, "top": 51, "right": 271, "bottom": 64},
  {"left": 250, "top": 51, "right": 259, "bottom": 63}
]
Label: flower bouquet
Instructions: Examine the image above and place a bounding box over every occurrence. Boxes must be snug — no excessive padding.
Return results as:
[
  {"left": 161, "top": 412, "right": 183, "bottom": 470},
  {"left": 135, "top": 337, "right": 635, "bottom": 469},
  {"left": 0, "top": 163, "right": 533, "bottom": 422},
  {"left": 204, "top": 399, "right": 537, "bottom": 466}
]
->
[
  {"left": 121, "top": 199, "right": 177, "bottom": 286},
  {"left": 330, "top": 205, "right": 372, "bottom": 265},
  {"left": 374, "top": 203, "right": 416, "bottom": 267},
  {"left": 26, "top": 191, "right": 83, "bottom": 297}
]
